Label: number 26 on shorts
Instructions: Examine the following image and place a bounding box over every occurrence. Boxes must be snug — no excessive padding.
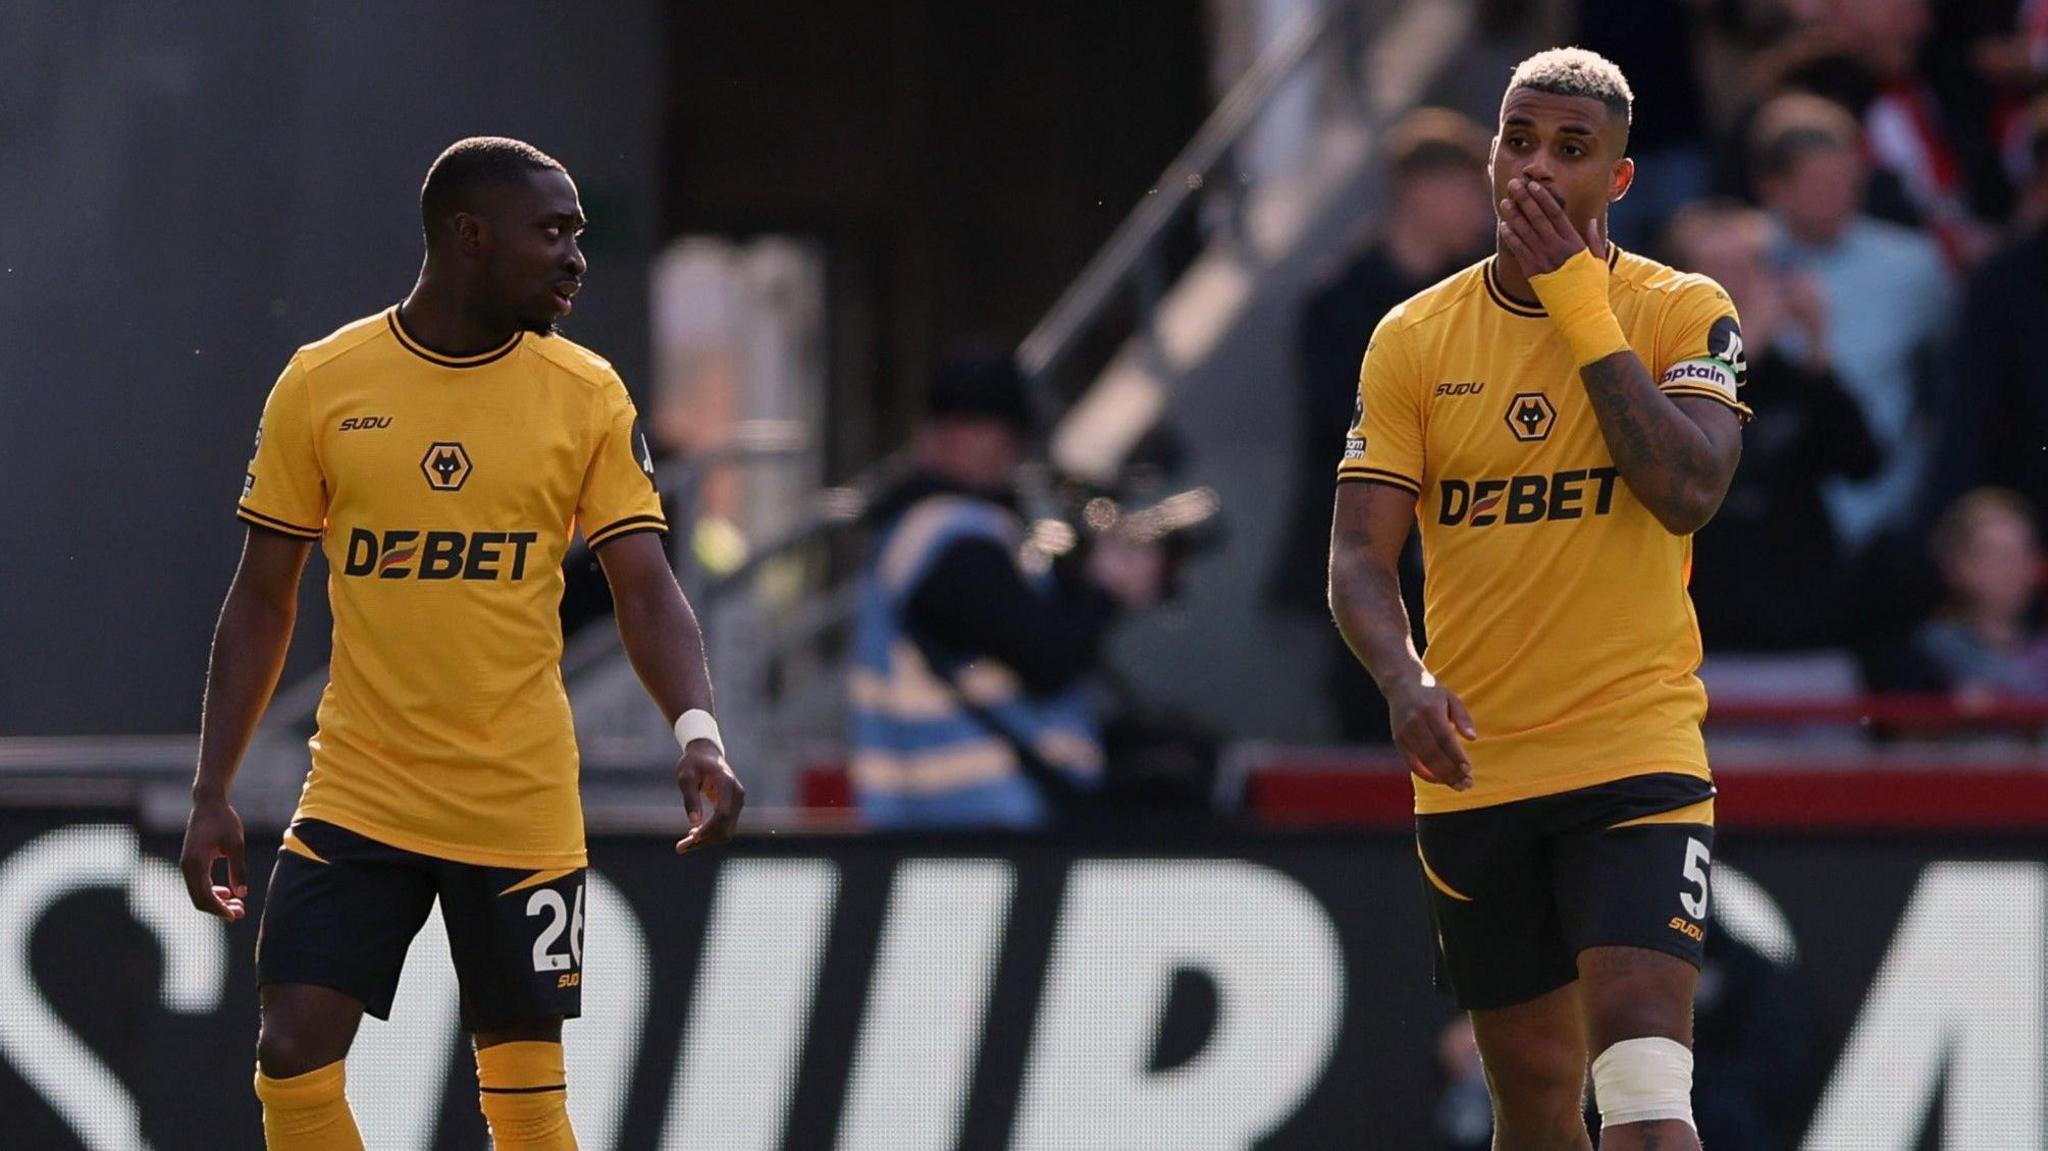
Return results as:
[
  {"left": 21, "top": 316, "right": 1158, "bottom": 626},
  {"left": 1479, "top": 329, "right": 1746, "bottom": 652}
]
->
[{"left": 528, "top": 882, "right": 585, "bottom": 973}]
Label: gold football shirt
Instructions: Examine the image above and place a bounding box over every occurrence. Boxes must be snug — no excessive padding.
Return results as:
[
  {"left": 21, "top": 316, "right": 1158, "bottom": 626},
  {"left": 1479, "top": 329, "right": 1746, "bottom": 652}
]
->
[
  {"left": 238, "top": 307, "right": 666, "bottom": 866},
  {"left": 1337, "top": 247, "right": 1749, "bottom": 814}
]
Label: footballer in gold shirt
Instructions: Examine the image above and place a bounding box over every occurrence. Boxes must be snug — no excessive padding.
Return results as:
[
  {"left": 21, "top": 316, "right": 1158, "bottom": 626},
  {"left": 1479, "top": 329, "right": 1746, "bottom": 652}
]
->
[
  {"left": 179, "top": 137, "right": 744, "bottom": 1151},
  {"left": 1337, "top": 243, "right": 1747, "bottom": 816},
  {"left": 1328, "top": 51, "right": 1742, "bottom": 1149},
  {"left": 239, "top": 305, "right": 664, "bottom": 869}
]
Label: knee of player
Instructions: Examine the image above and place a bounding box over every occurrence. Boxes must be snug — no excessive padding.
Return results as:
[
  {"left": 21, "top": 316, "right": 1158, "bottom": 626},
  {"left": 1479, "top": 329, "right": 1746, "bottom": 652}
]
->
[
  {"left": 1486, "top": 1075, "right": 1588, "bottom": 1140},
  {"left": 1583, "top": 992, "right": 1691, "bottom": 1054},
  {"left": 1580, "top": 952, "right": 1696, "bottom": 1050},
  {"left": 1479, "top": 1043, "right": 1587, "bottom": 1121},
  {"left": 255, "top": 1022, "right": 340, "bottom": 1080},
  {"left": 474, "top": 1020, "right": 564, "bottom": 1049},
  {"left": 1589, "top": 1036, "right": 1696, "bottom": 1132}
]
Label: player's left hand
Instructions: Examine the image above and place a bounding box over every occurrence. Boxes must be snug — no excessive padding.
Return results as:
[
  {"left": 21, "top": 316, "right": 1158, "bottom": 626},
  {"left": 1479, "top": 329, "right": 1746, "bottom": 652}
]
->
[
  {"left": 674, "top": 745, "right": 745, "bottom": 855},
  {"left": 1498, "top": 177, "right": 1605, "bottom": 277},
  {"left": 179, "top": 795, "right": 249, "bottom": 921}
]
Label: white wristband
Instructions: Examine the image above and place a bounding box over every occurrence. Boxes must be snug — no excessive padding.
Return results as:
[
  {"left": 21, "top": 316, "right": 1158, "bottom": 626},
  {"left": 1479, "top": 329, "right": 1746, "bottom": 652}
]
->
[{"left": 674, "top": 709, "right": 724, "bottom": 755}]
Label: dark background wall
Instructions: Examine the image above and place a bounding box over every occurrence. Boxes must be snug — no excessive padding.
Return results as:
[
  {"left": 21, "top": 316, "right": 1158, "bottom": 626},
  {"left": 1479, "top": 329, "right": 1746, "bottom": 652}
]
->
[
  {"left": 0, "top": 4, "right": 664, "bottom": 735},
  {"left": 664, "top": 0, "right": 1209, "bottom": 475}
]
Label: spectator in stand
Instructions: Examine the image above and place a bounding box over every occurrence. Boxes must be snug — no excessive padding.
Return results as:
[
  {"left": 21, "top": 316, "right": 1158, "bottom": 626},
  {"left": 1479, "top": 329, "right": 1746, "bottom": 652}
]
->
[
  {"left": 1968, "top": 0, "right": 2048, "bottom": 112},
  {"left": 1748, "top": 0, "right": 2001, "bottom": 264},
  {"left": 1853, "top": 0, "right": 2003, "bottom": 262},
  {"left": 847, "top": 349, "right": 1165, "bottom": 829},
  {"left": 1901, "top": 489, "right": 2048, "bottom": 705},
  {"left": 2020, "top": 90, "right": 2048, "bottom": 230},
  {"left": 1691, "top": 0, "right": 1808, "bottom": 133},
  {"left": 1429, "top": 1016, "right": 1492, "bottom": 1151},
  {"left": 1665, "top": 200, "right": 1881, "bottom": 651},
  {"left": 1972, "top": 0, "right": 2048, "bottom": 206},
  {"left": 1926, "top": 0, "right": 2041, "bottom": 226},
  {"left": 1926, "top": 95, "right": 2048, "bottom": 520},
  {"left": 1267, "top": 108, "right": 1494, "bottom": 741},
  {"left": 1752, "top": 93, "right": 1953, "bottom": 556}
]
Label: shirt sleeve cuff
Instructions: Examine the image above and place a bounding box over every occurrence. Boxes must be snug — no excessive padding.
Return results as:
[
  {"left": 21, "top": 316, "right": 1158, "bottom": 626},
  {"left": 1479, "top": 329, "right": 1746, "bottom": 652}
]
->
[
  {"left": 236, "top": 505, "right": 322, "bottom": 539},
  {"left": 1334, "top": 465, "right": 1423, "bottom": 495}
]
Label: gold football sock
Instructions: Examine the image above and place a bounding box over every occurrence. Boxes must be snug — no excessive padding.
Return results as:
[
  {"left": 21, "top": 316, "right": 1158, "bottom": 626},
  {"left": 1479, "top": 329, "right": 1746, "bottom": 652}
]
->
[
  {"left": 253, "top": 1060, "right": 364, "bottom": 1151},
  {"left": 476, "top": 1040, "right": 579, "bottom": 1150}
]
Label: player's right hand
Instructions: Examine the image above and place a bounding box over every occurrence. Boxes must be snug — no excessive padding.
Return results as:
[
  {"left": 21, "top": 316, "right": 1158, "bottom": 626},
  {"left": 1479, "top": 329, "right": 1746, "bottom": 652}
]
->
[
  {"left": 179, "top": 796, "right": 249, "bottom": 921},
  {"left": 674, "top": 746, "right": 746, "bottom": 855},
  {"left": 1386, "top": 673, "right": 1477, "bottom": 791}
]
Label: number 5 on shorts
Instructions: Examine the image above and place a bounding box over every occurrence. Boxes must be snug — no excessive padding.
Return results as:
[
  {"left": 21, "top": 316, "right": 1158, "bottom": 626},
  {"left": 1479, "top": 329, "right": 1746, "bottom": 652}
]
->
[
  {"left": 1679, "top": 837, "right": 1709, "bottom": 920},
  {"left": 528, "top": 882, "right": 586, "bottom": 972}
]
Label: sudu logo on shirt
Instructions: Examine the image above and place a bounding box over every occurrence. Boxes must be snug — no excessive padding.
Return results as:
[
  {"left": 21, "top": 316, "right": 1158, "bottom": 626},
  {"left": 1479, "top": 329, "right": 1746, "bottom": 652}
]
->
[{"left": 341, "top": 527, "right": 540, "bottom": 580}]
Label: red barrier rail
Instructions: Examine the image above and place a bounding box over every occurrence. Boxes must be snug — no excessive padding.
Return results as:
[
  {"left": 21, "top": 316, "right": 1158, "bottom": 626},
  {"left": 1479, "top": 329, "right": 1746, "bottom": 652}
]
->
[
  {"left": 1244, "top": 760, "right": 2048, "bottom": 831},
  {"left": 800, "top": 692, "right": 2048, "bottom": 831},
  {"left": 806, "top": 756, "right": 2048, "bottom": 830},
  {"left": 1706, "top": 693, "right": 2048, "bottom": 730},
  {"left": 802, "top": 763, "right": 855, "bottom": 810}
]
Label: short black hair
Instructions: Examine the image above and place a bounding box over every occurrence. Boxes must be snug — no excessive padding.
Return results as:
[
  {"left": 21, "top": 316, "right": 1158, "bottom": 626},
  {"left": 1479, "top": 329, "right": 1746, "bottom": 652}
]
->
[
  {"left": 1660, "top": 197, "right": 1767, "bottom": 267},
  {"left": 1502, "top": 48, "right": 1633, "bottom": 139},
  {"left": 419, "top": 136, "right": 566, "bottom": 243},
  {"left": 1932, "top": 487, "right": 2037, "bottom": 565},
  {"left": 1385, "top": 107, "right": 1490, "bottom": 182},
  {"left": 1750, "top": 93, "right": 1860, "bottom": 180},
  {"left": 925, "top": 345, "right": 1034, "bottom": 431}
]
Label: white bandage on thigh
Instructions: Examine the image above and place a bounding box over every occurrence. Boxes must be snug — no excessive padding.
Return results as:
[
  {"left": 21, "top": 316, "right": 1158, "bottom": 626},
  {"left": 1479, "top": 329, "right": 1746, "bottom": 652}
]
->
[{"left": 1590, "top": 1036, "right": 1696, "bottom": 1130}]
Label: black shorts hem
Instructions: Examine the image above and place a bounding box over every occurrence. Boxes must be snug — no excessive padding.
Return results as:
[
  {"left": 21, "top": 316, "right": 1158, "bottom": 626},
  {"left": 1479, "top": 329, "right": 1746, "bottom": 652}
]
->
[
  {"left": 1434, "top": 953, "right": 1579, "bottom": 1012},
  {"left": 1574, "top": 932, "right": 1706, "bottom": 972},
  {"left": 254, "top": 963, "right": 397, "bottom": 1021}
]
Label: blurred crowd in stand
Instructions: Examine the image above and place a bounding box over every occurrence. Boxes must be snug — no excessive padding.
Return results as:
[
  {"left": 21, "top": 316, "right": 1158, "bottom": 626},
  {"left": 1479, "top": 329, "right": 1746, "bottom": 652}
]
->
[{"left": 1273, "top": 0, "right": 2048, "bottom": 739}]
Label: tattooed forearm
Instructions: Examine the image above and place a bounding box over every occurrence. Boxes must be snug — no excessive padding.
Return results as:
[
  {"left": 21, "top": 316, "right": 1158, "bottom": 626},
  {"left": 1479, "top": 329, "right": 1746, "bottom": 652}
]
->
[
  {"left": 1578, "top": 351, "right": 1741, "bottom": 535},
  {"left": 1327, "top": 486, "right": 1427, "bottom": 691},
  {"left": 1330, "top": 530, "right": 1414, "bottom": 683}
]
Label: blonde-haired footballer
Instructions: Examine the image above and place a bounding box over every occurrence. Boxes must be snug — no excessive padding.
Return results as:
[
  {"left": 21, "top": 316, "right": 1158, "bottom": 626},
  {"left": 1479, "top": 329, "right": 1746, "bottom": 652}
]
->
[
  {"left": 180, "top": 137, "right": 744, "bottom": 1150},
  {"left": 1329, "top": 49, "right": 1749, "bottom": 1151}
]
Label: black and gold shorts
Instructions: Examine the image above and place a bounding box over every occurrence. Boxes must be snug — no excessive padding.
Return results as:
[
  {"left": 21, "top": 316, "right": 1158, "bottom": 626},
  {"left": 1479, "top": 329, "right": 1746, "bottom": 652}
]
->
[
  {"left": 1415, "top": 772, "right": 1715, "bottom": 1011},
  {"left": 255, "top": 819, "right": 586, "bottom": 1032}
]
